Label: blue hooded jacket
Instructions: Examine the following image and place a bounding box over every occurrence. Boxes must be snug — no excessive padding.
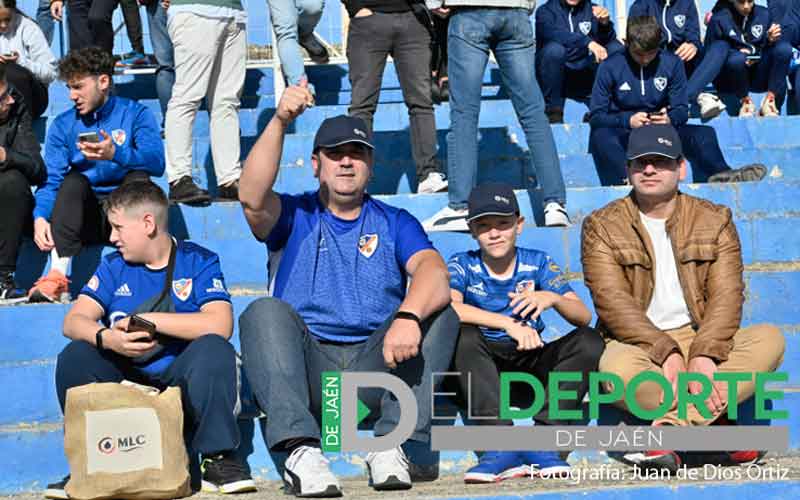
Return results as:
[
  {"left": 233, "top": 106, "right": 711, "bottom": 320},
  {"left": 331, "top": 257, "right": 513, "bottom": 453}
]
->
[
  {"left": 590, "top": 49, "right": 689, "bottom": 129},
  {"left": 535, "top": 0, "right": 617, "bottom": 51},
  {"left": 628, "top": 0, "right": 701, "bottom": 50},
  {"left": 707, "top": 4, "right": 773, "bottom": 56},
  {"left": 34, "top": 95, "right": 165, "bottom": 221}
]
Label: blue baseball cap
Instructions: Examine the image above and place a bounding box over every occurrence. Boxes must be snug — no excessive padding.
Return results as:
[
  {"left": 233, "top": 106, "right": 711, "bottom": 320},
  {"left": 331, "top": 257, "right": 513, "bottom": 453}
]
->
[
  {"left": 313, "top": 115, "right": 374, "bottom": 152},
  {"left": 626, "top": 124, "right": 683, "bottom": 160}
]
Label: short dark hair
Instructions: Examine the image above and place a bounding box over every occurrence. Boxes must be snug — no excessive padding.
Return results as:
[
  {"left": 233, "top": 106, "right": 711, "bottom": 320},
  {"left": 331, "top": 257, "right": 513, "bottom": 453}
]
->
[
  {"left": 58, "top": 47, "right": 115, "bottom": 81},
  {"left": 626, "top": 16, "right": 662, "bottom": 53},
  {"left": 105, "top": 180, "right": 169, "bottom": 228}
]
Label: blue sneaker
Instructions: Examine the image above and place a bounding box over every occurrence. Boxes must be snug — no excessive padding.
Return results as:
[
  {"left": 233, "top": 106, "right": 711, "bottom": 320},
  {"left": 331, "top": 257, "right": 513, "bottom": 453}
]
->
[
  {"left": 463, "top": 451, "right": 530, "bottom": 484},
  {"left": 521, "top": 451, "right": 571, "bottom": 478}
]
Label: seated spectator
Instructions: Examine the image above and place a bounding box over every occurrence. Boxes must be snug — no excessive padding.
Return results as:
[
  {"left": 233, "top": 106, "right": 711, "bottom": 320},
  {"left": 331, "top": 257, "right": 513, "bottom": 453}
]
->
[
  {"left": 237, "top": 84, "right": 458, "bottom": 497},
  {"left": 422, "top": 0, "right": 570, "bottom": 231},
  {"left": 163, "top": 0, "right": 245, "bottom": 205},
  {"left": 0, "top": 0, "right": 57, "bottom": 118},
  {"left": 447, "top": 182, "right": 603, "bottom": 483},
  {"left": 628, "top": 0, "right": 729, "bottom": 120},
  {"left": 535, "top": 0, "right": 624, "bottom": 123},
  {"left": 346, "top": 1, "right": 446, "bottom": 194},
  {"left": 0, "top": 64, "right": 45, "bottom": 303},
  {"left": 28, "top": 47, "right": 164, "bottom": 303},
  {"left": 581, "top": 124, "right": 785, "bottom": 473},
  {"left": 267, "top": 0, "right": 326, "bottom": 85},
  {"left": 706, "top": 0, "right": 791, "bottom": 117},
  {"left": 44, "top": 181, "right": 256, "bottom": 498},
  {"left": 588, "top": 16, "right": 768, "bottom": 186}
]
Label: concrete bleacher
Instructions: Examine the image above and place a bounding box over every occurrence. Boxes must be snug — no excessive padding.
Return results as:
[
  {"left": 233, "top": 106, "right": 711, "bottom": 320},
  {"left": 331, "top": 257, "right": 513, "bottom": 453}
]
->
[{"left": 2, "top": 0, "right": 798, "bottom": 494}]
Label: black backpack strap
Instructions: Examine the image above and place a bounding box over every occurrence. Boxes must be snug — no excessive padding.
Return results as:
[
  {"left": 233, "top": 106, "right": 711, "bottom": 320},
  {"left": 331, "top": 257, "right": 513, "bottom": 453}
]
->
[{"left": 152, "top": 239, "right": 177, "bottom": 310}]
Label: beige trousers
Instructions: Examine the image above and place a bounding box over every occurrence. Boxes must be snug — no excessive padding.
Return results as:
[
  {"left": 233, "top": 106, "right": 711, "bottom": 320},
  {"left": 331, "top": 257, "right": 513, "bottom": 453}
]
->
[
  {"left": 598, "top": 324, "right": 785, "bottom": 426},
  {"left": 165, "top": 12, "right": 246, "bottom": 186}
]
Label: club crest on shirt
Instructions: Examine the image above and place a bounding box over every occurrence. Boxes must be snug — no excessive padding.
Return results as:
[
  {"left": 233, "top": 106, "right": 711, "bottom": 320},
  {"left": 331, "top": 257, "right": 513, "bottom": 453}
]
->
[
  {"left": 516, "top": 280, "right": 536, "bottom": 293},
  {"left": 674, "top": 15, "right": 686, "bottom": 29},
  {"left": 358, "top": 234, "right": 379, "bottom": 258},
  {"left": 751, "top": 24, "right": 763, "bottom": 39},
  {"left": 579, "top": 21, "right": 592, "bottom": 35},
  {"left": 654, "top": 77, "right": 668, "bottom": 92},
  {"left": 87, "top": 275, "right": 99, "bottom": 291},
  {"left": 172, "top": 278, "right": 193, "bottom": 301},
  {"left": 111, "top": 129, "right": 127, "bottom": 146}
]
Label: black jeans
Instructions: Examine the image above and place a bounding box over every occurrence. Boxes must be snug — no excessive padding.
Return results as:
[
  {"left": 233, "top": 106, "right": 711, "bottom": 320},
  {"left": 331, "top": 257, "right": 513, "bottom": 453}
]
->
[
  {"left": 0, "top": 169, "right": 33, "bottom": 273},
  {"left": 73, "top": 0, "right": 144, "bottom": 54},
  {"left": 65, "top": 0, "right": 93, "bottom": 50},
  {"left": 50, "top": 170, "right": 148, "bottom": 257},
  {"left": 450, "top": 325, "right": 605, "bottom": 426},
  {"left": 346, "top": 10, "right": 440, "bottom": 182},
  {"left": 6, "top": 63, "right": 48, "bottom": 119}
]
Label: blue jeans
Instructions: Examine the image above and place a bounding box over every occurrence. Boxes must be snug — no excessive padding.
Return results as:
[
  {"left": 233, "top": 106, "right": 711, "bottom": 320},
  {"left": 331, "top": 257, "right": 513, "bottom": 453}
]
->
[
  {"left": 55, "top": 335, "right": 241, "bottom": 455},
  {"left": 146, "top": 1, "right": 175, "bottom": 121},
  {"left": 447, "top": 8, "right": 566, "bottom": 210},
  {"left": 239, "top": 297, "right": 459, "bottom": 450},
  {"left": 36, "top": 0, "right": 53, "bottom": 44},
  {"left": 267, "top": 0, "right": 324, "bottom": 85}
]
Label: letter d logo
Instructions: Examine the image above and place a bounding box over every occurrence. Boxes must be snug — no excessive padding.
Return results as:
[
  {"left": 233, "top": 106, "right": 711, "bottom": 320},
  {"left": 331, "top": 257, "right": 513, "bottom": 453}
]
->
[{"left": 340, "top": 372, "right": 417, "bottom": 452}]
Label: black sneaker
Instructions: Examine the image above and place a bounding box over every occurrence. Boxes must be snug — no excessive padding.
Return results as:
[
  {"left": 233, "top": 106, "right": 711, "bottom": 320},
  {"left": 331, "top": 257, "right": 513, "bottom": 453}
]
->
[
  {"left": 44, "top": 475, "right": 69, "bottom": 499},
  {"left": 545, "top": 108, "right": 564, "bottom": 124},
  {"left": 201, "top": 453, "right": 257, "bottom": 494},
  {"left": 217, "top": 179, "right": 240, "bottom": 202},
  {"left": 707, "top": 164, "right": 768, "bottom": 183},
  {"left": 169, "top": 176, "right": 212, "bottom": 205},
  {"left": 299, "top": 34, "right": 329, "bottom": 64},
  {"left": 0, "top": 271, "right": 27, "bottom": 305}
]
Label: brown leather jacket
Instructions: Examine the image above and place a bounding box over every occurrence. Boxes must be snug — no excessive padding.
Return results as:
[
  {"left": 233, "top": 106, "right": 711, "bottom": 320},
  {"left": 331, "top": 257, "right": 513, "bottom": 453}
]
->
[{"left": 581, "top": 191, "right": 744, "bottom": 365}]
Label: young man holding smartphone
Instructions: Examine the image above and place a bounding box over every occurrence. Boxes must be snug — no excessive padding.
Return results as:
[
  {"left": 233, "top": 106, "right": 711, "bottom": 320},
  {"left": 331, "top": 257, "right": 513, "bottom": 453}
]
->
[
  {"left": 45, "top": 180, "right": 255, "bottom": 498},
  {"left": 28, "top": 47, "right": 164, "bottom": 303}
]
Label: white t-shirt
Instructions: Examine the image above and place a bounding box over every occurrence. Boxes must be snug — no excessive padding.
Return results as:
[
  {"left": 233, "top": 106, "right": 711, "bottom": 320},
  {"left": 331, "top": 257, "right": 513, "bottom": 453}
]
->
[{"left": 640, "top": 212, "right": 692, "bottom": 330}]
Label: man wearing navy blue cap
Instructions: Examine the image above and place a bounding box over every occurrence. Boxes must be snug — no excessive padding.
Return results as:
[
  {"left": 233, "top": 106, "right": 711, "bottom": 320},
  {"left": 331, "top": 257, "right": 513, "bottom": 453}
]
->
[
  {"left": 582, "top": 124, "right": 785, "bottom": 473},
  {"left": 237, "top": 84, "right": 458, "bottom": 497},
  {"left": 447, "top": 182, "right": 602, "bottom": 483}
]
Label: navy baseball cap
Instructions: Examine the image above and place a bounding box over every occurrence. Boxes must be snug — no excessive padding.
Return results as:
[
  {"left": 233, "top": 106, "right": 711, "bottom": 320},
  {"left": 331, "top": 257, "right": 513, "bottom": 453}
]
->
[
  {"left": 467, "top": 182, "right": 520, "bottom": 223},
  {"left": 626, "top": 124, "right": 683, "bottom": 160},
  {"left": 313, "top": 115, "right": 374, "bottom": 152}
]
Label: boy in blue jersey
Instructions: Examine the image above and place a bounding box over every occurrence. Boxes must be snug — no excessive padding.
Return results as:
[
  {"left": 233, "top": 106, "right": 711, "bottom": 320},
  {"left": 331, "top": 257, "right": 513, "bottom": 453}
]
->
[
  {"left": 238, "top": 82, "right": 459, "bottom": 497},
  {"left": 706, "top": 0, "right": 791, "bottom": 117},
  {"left": 45, "top": 181, "right": 255, "bottom": 498},
  {"left": 535, "top": 0, "right": 624, "bottom": 123},
  {"left": 589, "top": 15, "right": 768, "bottom": 186},
  {"left": 29, "top": 47, "right": 165, "bottom": 304},
  {"left": 447, "top": 182, "right": 603, "bottom": 484}
]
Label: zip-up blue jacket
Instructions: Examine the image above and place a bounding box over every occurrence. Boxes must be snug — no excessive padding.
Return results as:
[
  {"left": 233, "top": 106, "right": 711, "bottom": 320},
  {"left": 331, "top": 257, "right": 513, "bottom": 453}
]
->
[
  {"left": 590, "top": 49, "right": 689, "bottom": 129},
  {"left": 707, "top": 5, "right": 773, "bottom": 56},
  {"left": 535, "top": 0, "right": 617, "bottom": 51},
  {"left": 34, "top": 95, "right": 164, "bottom": 221},
  {"left": 628, "top": 0, "right": 701, "bottom": 50}
]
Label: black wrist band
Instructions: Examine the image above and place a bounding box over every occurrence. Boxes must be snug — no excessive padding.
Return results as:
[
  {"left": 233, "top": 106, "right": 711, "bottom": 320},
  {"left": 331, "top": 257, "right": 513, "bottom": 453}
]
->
[
  {"left": 395, "top": 310, "right": 422, "bottom": 327},
  {"left": 96, "top": 327, "right": 107, "bottom": 351}
]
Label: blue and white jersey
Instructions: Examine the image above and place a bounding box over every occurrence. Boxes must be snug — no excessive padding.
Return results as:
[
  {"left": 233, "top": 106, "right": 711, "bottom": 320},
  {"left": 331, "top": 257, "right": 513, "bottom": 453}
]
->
[
  {"left": 448, "top": 248, "right": 573, "bottom": 341},
  {"left": 266, "top": 191, "right": 434, "bottom": 343},
  {"left": 80, "top": 240, "right": 231, "bottom": 374}
]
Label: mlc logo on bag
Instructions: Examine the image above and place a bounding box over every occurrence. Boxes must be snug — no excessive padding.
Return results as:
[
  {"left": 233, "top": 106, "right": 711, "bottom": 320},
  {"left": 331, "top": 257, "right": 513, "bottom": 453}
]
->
[
  {"left": 86, "top": 408, "right": 163, "bottom": 474},
  {"left": 97, "top": 434, "right": 147, "bottom": 455}
]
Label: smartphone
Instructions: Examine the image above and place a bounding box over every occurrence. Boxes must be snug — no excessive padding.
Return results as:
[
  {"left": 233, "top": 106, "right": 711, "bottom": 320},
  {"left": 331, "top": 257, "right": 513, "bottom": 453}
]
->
[
  {"left": 78, "top": 131, "right": 100, "bottom": 143},
  {"left": 128, "top": 314, "right": 157, "bottom": 342},
  {"left": 746, "top": 55, "right": 761, "bottom": 62},
  {"left": 2, "top": 53, "right": 13, "bottom": 57}
]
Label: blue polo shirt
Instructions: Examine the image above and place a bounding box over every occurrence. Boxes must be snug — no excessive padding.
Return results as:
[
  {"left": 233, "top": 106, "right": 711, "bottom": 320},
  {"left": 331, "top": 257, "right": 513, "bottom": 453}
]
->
[
  {"left": 266, "top": 191, "right": 434, "bottom": 343},
  {"left": 81, "top": 240, "right": 231, "bottom": 374},
  {"left": 448, "top": 248, "right": 573, "bottom": 342}
]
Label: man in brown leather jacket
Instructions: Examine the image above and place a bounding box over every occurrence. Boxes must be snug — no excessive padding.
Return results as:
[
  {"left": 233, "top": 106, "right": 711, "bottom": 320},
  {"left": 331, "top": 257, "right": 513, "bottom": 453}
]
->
[{"left": 581, "top": 124, "right": 785, "bottom": 472}]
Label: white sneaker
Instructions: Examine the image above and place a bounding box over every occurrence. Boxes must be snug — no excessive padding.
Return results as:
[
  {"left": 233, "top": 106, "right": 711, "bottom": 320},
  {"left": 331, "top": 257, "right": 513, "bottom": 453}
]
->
[
  {"left": 697, "top": 92, "right": 726, "bottom": 120},
  {"left": 544, "top": 202, "right": 570, "bottom": 227},
  {"left": 283, "top": 446, "right": 342, "bottom": 497},
  {"left": 739, "top": 96, "right": 756, "bottom": 117},
  {"left": 422, "top": 206, "right": 469, "bottom": 232},
  {"left": 417, "top": 172, "right": 448, "bottom": 194},
  {"left": 365, "top": 447, "right": 412, "bottom": 491}
]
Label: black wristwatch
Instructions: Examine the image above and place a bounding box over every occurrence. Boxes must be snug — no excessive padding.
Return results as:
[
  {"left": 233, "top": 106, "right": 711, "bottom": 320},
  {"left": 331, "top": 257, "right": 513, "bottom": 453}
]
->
[
  {"left": 395, "top": 310, "right": 423, "bottom": 328},
  {"left": 96, "top": 327, "right": 108, "bottom": 351}
]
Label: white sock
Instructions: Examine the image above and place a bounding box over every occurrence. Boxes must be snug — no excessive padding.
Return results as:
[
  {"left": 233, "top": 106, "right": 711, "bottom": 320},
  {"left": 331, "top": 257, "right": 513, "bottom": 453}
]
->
[{"left": 50, "top": 249, "right": 71, "bottom": 276}]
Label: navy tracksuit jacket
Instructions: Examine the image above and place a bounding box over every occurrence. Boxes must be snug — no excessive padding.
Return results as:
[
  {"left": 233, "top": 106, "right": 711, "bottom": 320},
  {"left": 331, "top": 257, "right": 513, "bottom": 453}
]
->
[{"left": 588, "top": 50, "right": 731, "bottom": 185}]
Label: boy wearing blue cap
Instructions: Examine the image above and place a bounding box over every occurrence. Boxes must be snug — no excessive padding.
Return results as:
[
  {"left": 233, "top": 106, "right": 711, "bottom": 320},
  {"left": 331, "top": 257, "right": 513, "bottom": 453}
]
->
[{"left": 447, "top": 182, "right": 604, "bottom": 484}]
